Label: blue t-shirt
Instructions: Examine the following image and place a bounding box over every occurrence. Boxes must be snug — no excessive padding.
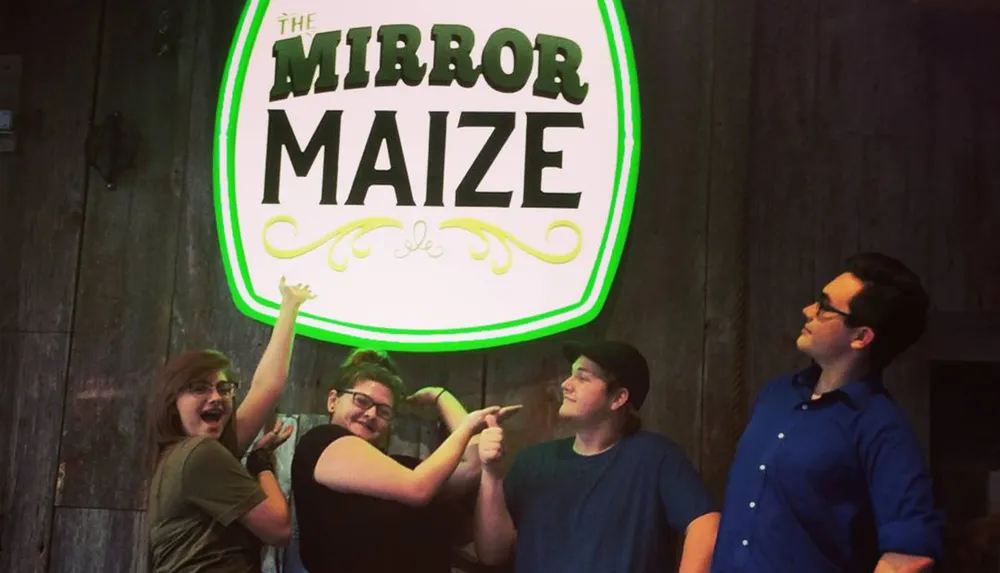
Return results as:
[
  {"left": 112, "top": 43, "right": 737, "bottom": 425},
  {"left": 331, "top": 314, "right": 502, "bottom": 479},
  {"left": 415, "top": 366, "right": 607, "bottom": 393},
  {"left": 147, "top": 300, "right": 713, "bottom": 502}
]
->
[
  {"left": 711, "top": 365, "right": 944, "bottom": 573},
  {"left": 504, "top": 431, "right": 716, "bottom": 573}
]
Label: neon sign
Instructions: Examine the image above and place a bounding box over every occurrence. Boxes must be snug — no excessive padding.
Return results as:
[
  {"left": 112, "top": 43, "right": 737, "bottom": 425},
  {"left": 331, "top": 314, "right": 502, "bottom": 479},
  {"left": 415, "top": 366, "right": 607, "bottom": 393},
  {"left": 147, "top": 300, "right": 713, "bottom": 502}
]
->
[{"left": 215, "top": 0, "right": 640, "bottom": 351}]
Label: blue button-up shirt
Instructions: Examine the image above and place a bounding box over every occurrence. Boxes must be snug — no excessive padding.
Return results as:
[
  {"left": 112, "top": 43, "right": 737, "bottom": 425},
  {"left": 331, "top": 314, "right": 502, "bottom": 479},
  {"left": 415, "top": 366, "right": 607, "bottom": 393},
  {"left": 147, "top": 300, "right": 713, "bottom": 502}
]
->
[{"left": 711, "top": 364, "right": 943, "bottom": 573}]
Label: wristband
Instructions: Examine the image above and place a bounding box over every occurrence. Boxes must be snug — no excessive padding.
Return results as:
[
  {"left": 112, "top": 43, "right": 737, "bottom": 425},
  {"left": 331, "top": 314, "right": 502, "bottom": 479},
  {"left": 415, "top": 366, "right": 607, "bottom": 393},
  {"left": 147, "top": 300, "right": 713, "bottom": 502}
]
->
[
  {"left": 245, "top": 448, "right": 274, "bottom": 476},
  {"left": 434, "top": 387, "right": 449, "bottom": 405}
]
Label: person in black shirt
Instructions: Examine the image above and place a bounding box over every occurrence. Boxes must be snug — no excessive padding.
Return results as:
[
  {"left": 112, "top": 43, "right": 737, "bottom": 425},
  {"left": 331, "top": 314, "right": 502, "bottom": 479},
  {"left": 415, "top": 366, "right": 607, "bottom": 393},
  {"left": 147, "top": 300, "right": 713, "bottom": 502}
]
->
[{"left": 291, "top": 349, "right": 518, "bottom": 573}]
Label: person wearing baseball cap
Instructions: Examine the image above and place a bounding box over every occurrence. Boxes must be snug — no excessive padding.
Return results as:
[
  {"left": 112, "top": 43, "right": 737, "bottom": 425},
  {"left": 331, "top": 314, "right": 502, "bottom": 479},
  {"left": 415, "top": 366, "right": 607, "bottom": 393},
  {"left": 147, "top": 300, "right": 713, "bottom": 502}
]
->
[{"left": 473, "top": 340, "right": 721, "bottom": 573}]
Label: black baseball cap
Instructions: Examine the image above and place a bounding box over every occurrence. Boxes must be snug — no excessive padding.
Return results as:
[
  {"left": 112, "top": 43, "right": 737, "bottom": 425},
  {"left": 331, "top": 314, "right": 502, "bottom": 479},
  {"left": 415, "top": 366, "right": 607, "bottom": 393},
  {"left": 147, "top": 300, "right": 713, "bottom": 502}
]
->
[{"left": 562, "top": 340, "right": 651, "bottom": 409}]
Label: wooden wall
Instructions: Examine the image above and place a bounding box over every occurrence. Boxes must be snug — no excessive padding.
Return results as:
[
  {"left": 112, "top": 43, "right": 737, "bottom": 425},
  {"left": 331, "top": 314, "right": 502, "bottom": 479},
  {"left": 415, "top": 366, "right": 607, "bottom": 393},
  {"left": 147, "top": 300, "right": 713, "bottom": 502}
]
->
[{"left": 0, "top": 0, "right": 997, "bottom": 571}]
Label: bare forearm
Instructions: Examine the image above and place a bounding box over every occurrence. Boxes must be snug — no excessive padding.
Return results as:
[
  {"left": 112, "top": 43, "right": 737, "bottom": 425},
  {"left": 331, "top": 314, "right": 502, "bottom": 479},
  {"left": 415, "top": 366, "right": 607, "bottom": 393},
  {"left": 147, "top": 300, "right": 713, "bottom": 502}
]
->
[
  {"left": 409, "top": 425, "right": 475, "bottom": 503},
  {"left": 253, "top": 302, "right": 299, "bottom": 389},
  {"left": 873, "top": 553, "right": 934, "bottom": 573},
  {"left": 436, "top": 390, "right": 469, "bottom": 432},
  {"left": 678, "top": 512, "right": 720, "bottom": 573},
  {"left": 257, "top": 471, "right": 290, "bottom": 520},
  {"left": 474, "top": 472, "right": 515, "bottom": 565},
  {"left": 236, "top": 301, "right": 300, "bottom": 451}
]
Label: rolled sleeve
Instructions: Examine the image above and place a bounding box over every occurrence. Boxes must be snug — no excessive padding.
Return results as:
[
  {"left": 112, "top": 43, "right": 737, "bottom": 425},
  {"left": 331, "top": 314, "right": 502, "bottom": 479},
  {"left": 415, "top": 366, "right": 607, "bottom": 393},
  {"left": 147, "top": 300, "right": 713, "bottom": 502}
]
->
[
  {"left": 862, "top": 413, "right": 944, "bottom": 559},
  {"left": 877, "top": 517, "right": 944, "bottom": 559}
]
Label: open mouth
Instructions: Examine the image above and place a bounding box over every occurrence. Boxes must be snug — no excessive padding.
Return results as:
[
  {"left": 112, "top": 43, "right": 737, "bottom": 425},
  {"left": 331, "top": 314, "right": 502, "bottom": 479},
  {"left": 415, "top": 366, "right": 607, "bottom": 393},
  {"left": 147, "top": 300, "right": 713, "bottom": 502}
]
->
[{"left": 200, "top": 409, "right": 224, "bottom": 424}]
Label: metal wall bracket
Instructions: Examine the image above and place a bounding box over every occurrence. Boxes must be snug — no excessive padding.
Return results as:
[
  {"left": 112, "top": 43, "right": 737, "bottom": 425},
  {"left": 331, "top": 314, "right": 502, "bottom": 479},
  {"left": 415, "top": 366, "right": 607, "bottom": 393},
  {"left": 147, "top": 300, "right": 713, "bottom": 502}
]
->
[
  {"left": 85, "top": 112, "right": 140, "bottom": 190},
  {"left": 0, "top": 55, "right": 21, "bottom": 154}
]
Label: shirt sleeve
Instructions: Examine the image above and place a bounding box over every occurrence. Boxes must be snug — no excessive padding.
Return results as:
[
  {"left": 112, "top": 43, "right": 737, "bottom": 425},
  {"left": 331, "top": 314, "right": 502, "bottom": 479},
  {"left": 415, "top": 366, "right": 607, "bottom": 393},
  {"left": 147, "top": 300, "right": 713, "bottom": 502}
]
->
[
  {"left": 860, "top": 411, "right": 944, "bottom": 559},
  {"left": 658, "top": 445, "right": 717, "bottom": 532},
  {"left": 182, "top": 438, "right": 268, "bottom": 526},
  {"left": 503, "top": 450, "right": 527, "bottom": 526}
]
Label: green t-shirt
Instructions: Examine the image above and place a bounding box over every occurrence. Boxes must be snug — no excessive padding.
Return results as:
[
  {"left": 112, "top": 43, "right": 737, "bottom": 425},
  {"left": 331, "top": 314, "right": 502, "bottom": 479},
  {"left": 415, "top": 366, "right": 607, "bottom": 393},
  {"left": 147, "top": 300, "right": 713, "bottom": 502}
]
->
[{"left": 149, "top": 437, "right": 267, "bottom": 573}]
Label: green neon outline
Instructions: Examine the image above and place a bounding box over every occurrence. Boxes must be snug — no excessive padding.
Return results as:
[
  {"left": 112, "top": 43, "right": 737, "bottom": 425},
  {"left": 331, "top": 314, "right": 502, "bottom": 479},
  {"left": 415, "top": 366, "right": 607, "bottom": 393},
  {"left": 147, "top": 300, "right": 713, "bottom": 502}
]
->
[{"left": 214, "top": 1, "right": 641, "bottom": 351}]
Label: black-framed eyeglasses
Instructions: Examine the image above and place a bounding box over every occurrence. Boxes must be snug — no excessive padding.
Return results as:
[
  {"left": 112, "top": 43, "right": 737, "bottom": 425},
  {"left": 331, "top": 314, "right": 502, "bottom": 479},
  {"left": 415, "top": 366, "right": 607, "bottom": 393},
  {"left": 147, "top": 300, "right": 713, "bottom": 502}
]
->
[
  {"left": 185, "top": 380, "right": 240, "bottom": 397},
  {"left": 341, "top": 390, "right": 394, "bottom": 421},
  {"left": 816, "top": 292, "right": 851, "bottom": 320}
]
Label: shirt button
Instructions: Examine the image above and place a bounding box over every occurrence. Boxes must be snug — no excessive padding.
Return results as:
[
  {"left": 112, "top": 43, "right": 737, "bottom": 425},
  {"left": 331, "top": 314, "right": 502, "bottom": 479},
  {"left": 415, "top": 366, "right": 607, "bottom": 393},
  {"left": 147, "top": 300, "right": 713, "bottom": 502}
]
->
[
  {"left": 777, "top": 432, "right": 785, "bottom": 439},
  {"left": 749, "top": 501, "right": 756, "bottom": 509},
  {"left": 759, "top": 464, "right": 766, "bottom": 471},
  {"left": 801, "top": 404, "right": 809, "bottom": 410},
  {"left": 742, "top": 539, "right": 749, "bottom": 547}
]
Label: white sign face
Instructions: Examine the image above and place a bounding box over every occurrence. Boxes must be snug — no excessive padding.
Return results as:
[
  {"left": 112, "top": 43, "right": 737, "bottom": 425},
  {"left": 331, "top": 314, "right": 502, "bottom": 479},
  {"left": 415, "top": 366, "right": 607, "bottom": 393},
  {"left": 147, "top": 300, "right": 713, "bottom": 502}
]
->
[{"left": 215, "top": 0, "right": 640, "bottom": 351}]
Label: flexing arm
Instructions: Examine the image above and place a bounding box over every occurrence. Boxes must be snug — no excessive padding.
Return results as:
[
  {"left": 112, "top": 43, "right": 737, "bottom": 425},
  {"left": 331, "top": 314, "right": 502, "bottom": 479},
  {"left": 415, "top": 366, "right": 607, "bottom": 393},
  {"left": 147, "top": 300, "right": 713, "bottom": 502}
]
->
[
  {"left": 472, "top": 417, "right": 517, "bottom": 565},
  {"left": 678, "top": 512, "right": 720, "bottom": 573},
  {"left": 407, "top": 388, "right": 519, "bottom": 496},
  {"left": 235, "top": 279, "right": 313, "bottom": 454},
  {"left": 314, "top": 407, "right": 499, "bottom": 506}
]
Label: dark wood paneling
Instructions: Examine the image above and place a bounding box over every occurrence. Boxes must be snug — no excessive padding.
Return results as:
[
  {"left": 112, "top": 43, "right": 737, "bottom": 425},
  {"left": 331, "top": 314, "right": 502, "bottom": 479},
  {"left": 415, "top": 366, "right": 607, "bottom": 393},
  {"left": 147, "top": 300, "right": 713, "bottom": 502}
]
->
[
  {"left": 699, "top": 0, "right": 756, "bottom": 499},
  {"left": 57, "top": 0, "right": 200, "bottom": 509},
  {"left": 0, "top": 0, "right": 99, "bottom": 332},
  {"left": 48, "top": 508, "right": 147, "bottom": 573},
  {"left": 745, "top": 0, "right": 820, "bottom": 399},
  {"left": 0, "top": 333, "right": 70, "bottom": 573},
  {"left": 925, "top": 11, "right": 1000, "bottom": 313}
]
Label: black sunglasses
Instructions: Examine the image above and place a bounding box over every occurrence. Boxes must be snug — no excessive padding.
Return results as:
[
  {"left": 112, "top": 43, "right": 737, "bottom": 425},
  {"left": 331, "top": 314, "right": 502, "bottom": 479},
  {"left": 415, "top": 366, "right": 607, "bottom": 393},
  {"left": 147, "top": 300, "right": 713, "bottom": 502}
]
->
[{"left": 816, "top": 292, "right": 851, "bottom": 319}]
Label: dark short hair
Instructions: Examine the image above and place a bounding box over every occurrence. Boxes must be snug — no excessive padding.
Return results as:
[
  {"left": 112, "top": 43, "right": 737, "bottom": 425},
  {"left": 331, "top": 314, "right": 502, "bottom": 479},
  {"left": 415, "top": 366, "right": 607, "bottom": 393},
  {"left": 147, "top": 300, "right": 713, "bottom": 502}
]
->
[{"left": 843, "top": 252, "right": 930, "bottom": 370}]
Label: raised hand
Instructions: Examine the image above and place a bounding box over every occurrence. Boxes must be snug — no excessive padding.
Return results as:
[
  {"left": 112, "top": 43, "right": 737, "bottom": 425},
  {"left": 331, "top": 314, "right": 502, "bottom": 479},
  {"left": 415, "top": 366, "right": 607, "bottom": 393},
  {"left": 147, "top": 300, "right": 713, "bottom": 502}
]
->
[
  {"left": 249, "top": 418, "right": 294, "bottom": 453},
  {"left": 279, "top": 276, "right": 316, "bottom": 308}
]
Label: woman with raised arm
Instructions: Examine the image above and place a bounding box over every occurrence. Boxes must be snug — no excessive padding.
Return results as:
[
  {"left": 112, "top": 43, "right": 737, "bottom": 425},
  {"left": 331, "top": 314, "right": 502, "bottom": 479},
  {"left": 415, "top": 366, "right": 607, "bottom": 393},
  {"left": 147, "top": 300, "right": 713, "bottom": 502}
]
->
[
  {"left": 147, "top": 278, "right": 314, "bottom": 573},
  {"left": 290, "top": 349, "right": 519, "bottom": 573}
]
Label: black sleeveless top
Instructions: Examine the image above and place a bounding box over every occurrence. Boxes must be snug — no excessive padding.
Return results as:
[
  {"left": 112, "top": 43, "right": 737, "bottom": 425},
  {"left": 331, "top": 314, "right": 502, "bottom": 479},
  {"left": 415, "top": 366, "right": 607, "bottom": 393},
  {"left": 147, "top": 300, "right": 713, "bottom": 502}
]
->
[{"left": 290, "top": 424, "right": 473, "bottom": 573}]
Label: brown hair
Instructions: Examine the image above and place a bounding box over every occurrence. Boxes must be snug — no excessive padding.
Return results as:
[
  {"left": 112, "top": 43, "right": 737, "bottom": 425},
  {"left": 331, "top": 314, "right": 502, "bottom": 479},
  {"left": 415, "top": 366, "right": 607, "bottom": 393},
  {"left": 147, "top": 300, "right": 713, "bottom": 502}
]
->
[
  {"left": 340, "top": 348, "right": 401, "bottom": 376},
  {"left": 148, "top": 349, "right": 239, "bottom": 468}
]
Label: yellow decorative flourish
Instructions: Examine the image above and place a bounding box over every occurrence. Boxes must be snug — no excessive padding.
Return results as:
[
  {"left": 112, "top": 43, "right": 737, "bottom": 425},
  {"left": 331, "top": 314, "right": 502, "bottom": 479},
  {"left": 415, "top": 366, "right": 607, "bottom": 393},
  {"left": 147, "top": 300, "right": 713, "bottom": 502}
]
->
[
  {"left": 262, "top": 215, "right": 403, "bottom": 272},
  {"left": 439, "top": 218, "right": 582, "bottom": 275}
]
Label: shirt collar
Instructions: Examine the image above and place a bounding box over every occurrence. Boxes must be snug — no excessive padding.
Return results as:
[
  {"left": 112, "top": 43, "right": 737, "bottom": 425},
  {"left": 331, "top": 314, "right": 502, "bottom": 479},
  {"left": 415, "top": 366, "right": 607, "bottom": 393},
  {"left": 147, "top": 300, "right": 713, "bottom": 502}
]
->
[{"left": 792, "top": 362, "right": 888, "bottom": 408}]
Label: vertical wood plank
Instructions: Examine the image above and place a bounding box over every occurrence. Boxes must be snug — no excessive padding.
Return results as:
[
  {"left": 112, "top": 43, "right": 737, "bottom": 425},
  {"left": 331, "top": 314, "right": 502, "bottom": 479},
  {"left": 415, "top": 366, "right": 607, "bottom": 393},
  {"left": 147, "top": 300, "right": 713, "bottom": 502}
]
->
[
  {"left": 596, "top": 0, "right": 712, "bottom": 465},
  {"left": 0, "top": 334, "right": 70, "bottom": 573},
  {"left": 57, "top": 0, "right": 200, "bottom": 510},
  {"left": 924, "top": 11, "right": 983, "bottom": 312},
  {"left": 0, "top": 0, "right": 99, "bottom": 333},
  {"left": 746, "top": 0, "right": 820, "bottom": 400},
  {"left": 699, "top": 0, "right": 756, "bottom": 499},
  {"left": 812, "top": 0, "right": 866, "bottom": 284},
  {"left": 48, "top": 508, "right": 147, "bottom": 573}
]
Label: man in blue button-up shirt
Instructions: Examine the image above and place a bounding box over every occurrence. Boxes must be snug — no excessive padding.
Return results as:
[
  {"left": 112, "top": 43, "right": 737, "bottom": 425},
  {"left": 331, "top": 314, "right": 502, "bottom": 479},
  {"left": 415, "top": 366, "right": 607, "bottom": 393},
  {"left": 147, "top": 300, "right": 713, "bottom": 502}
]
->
[{"left": 712, "top": 252, "right": 944, "bottom": 573}]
